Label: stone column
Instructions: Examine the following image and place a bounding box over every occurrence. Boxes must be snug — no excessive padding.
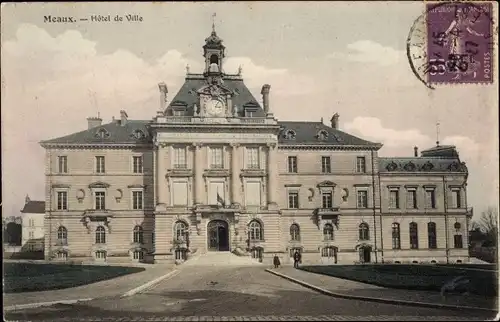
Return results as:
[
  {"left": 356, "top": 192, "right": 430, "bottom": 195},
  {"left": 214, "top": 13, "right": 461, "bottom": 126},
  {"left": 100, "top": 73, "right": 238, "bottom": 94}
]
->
[
  {"left": 157, "top": 144, "right": 167, "bottom": 206},
  {"left": 193, "top": 143, "right": 204, "bottom": 205},
  {"left": 267, "top": 143, "right": 278, "bottom": 207},
  {"left": 231, "top": 143, "right": 240, "bottom": 206}
]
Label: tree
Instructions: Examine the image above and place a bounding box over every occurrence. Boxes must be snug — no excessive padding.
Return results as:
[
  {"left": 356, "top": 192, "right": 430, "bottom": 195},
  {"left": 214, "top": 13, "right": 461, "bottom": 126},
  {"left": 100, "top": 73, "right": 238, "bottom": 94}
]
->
[{"left": 474, "top": 207, "right": 499, "bottom": 246}]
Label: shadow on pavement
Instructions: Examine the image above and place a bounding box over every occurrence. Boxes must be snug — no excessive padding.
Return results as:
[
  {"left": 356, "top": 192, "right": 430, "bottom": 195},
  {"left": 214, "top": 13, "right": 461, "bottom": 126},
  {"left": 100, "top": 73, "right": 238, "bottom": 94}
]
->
[{"left": 5, "top": 289, "right": 497, "bottom": 321}]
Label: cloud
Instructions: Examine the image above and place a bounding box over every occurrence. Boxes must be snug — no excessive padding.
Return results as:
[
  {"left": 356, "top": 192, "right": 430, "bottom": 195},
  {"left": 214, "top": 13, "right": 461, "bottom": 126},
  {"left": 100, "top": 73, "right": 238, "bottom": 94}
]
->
[
  {"left": 344, "top": 117, "right": 432, "bottom": 148},
  {"left": 224, "top": 57, "right": 318, "bottom": 96},
  {"left": 327, "top": 40, "right": 404, "bottom": 66}
]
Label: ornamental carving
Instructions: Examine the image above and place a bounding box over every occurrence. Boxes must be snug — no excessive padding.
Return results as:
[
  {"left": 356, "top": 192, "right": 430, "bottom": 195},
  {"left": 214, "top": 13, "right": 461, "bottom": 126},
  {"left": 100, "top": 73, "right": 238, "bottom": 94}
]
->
[
  {"left": 403, "top": 161, "right": 416, "bottom": 171},
  {"left": 308, "top": 188, "right": 315, "bottom": 202},
  {"left": 317, "top": 181, "right": 336, "bottom": 188},
  {"left": 386, "top": 162, "right": 398, "bottom": 171},
  {"left": 115, "top": 189, "right": 123, "bottom": 203},
  {"left": 421, "top": 161, "right": 434, "bottom": 172},
  {"left": 76, "top": 189, "right": 85, "bottom": 203},
  {"left": 341, "top": 188, "right": 349, "bottom": 202},
  {"left": 89, "top": 182, "right": 110, "bottom": 189}
]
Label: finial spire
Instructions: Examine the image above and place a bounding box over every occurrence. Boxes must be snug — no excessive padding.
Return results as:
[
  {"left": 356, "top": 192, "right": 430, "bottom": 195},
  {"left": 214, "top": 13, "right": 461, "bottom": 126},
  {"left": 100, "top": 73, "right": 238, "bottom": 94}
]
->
[
  {"left": 238, "top": 65, "right": 242, "bottom": 75},
  {"left": 186, "top": 64, "right": 190, "bottom": 74},
  {"left": 436, "top": 121, "right": 440, "bottom": 146},
  {"left": 212, "top": 12, "right": 216, "bottom": 33}
]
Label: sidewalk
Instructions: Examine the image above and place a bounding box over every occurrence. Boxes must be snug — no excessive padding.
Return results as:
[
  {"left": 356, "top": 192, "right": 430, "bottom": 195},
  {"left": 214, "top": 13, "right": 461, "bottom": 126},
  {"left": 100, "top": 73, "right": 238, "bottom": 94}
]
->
[
  {"left": 267, "top": 267, "right": 498, "bottom": 312},
  {"left": 4, "top": 264, "right": 175, "bottom": 307}
]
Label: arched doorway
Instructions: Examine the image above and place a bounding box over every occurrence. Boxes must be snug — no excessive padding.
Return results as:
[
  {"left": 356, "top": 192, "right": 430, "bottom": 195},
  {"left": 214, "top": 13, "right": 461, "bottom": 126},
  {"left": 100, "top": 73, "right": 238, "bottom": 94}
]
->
[
  {"left": 207, "top": 220, "right": 229, "bottom": 251},
  {"left": 358, "top": 245, "right": 372, "bottom": 263}
]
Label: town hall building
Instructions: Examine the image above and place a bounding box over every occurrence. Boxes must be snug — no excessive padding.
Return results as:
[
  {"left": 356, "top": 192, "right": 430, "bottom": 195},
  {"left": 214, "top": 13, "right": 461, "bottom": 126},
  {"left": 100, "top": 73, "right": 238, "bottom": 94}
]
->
[{"left": 40, "top": 26, "right": 473, "bottom": 265}]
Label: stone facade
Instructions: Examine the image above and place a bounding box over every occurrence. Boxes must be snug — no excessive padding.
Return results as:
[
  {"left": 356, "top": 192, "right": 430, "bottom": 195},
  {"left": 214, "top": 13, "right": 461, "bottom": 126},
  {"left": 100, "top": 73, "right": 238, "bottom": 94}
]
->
[{"left": 39, "top": 28, "right": 472, "bottom": 265}]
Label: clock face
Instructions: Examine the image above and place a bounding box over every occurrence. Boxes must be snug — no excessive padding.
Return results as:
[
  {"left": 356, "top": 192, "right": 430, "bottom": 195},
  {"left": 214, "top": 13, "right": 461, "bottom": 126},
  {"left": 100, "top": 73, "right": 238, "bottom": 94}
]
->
[{"left": 206, "top": 99, "right": 225, "bottom": 116}]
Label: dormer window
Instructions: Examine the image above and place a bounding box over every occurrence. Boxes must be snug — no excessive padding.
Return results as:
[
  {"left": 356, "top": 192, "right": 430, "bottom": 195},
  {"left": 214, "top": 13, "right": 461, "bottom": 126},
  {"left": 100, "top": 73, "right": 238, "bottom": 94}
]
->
[
  {"left": 317, "top": 130, "right": 328, "bottom": 141},
  {"left": 245, "top": 110, "right": 255, "bottom": 117},
  {"left": 95, "top": 128, "right": 110, "bottom": 139},
  {"left": 284, "top": 130, "right": 296, "bottom": 140},
  {"left": 132, "top": 130, "right": 146, "bottom": 139}
]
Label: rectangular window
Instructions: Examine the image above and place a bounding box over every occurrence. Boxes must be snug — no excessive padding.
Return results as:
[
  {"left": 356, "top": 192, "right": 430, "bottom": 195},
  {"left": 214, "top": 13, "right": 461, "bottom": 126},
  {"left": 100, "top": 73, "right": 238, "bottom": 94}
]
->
[
  {"left": 356, "top": 190, "right": 368, "bottom": 208},
  {"left": 389, "top": 190, "right": 399, "bottom": 209},
  {"left": 29, "top": 219, "right": 34, "bottom": 227},
  {"left": 288, "top": 156, "right": 297, "bottom": 173},
  {"left": 288, "top": 192, "right": 299, "bottom": 209},
  {"left": 425, "top": 189, "right": 436, "bottom": 209},
  {"left": 245, "top": 181, "right": 261, "bottom": 206},
  {"left": 211, "top": 147, "right": 224, "bottom": 169},
  {"left": 57, "top": 191, "right": 68, "bottom": 210},
  {"left": 58, "top": 156, "right": 67, "bottom": 173},
  {"left": 95, "top": 156, "right": 105, "bottom": 173},
  {"left": 133, "top": 250, "right": 144, "bottom": 260},
  {"left": 322, "top": 192, "right": 333, "bottom": 208},
  {"left": 172, "top": 181, "right": 188, "bottom": 206},
  {"left": 321, "top": 156, "right": 331, "bottom": 173},
  {"left": 452, "top": 190, "right": 462, "bottom": 208},
  {"left": 95, "top": 191, "right": 106, "bottom": 210},
  {"left": 173, "top": 147, "right": 187, "bottom": 168},
  {"left": 356, "top": 157, "right": 366, "bottom": 173},
  {"left": 173, "top": 110, "right": 184, "bottom": 117},
  {"left": 247, "top": 147, "right": 260, "bottom": 169},
  {"left": 133, "top": 156, "right": 143, "bottom": 173},
  {"left": 29, "top": 231, "right": 34, "bottom": 239},
  {"left": 454, "top": 234, "right": 464, "bottom": 248},
  {"left": 245, "top": 110, "right": 255, "bottom": 117},
  {"left": 407, "top": 190, "right": 417, "bottom": 209},
  {"left": 132, "top": 191, "right": 143, "bottom": 210}
]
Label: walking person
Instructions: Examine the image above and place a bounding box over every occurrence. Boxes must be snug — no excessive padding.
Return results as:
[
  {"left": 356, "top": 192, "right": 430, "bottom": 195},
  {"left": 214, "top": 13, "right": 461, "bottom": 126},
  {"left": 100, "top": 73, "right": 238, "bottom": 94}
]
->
[
  {"left": 293, "top": 251, "right": 301, "bottom": 269},
  {"left": 273, "top": 254, "right": 281, "bottom": 269}
]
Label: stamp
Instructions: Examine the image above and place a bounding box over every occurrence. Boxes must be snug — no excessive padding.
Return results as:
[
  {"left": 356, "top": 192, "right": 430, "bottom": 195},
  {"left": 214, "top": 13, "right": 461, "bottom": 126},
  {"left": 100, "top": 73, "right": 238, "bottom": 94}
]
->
[{"left": 407, "top": 2, "right": 496, "bottom": 88}]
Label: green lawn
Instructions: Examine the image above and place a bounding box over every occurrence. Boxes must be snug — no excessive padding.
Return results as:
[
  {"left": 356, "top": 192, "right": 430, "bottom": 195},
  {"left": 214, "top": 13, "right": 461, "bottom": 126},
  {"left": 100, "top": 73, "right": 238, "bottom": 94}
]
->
[
  {"left": 299, "top": 264, "right": 498, "bottom": 297},
  {"left": 3, "top": 262, "right": 145, "bottom": 293}
]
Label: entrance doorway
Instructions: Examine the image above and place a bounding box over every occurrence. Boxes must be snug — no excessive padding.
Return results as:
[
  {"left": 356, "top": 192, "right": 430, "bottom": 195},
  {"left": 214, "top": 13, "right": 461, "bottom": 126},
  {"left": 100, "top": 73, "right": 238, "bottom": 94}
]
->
[
  {"left": 207, "top": 220, "right": 229, "bottom": 251},
  {"left": 359, "top": 246, "right": 372, "bottom": 263}
]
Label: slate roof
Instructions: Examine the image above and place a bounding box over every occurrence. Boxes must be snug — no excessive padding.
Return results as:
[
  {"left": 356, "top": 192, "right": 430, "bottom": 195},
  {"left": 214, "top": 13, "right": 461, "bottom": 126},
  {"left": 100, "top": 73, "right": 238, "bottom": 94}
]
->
[
  {"left": 40, "top": 120, "right": 152, "bottom": 145},
  {"left": 167, "top": 74, "right": 266, "bottom": 117},
  {"left": 420, "top": 145, "right": 459, "bottom": 158},
  {"left": 379, "top": 156, "right": 467, "bottom": 173},
  {"left": 277, "top": 121, "right": 380, "bottom": 147},
  {"left": 20, "top": 201, "right": 45, "bottom": 214}
]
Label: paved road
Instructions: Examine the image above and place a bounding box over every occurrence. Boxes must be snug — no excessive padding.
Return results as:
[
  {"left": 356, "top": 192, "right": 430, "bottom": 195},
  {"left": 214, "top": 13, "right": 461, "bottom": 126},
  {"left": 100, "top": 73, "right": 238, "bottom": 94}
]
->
[{"left": 5, "top": 266, "right": 495, "bottom": 321}]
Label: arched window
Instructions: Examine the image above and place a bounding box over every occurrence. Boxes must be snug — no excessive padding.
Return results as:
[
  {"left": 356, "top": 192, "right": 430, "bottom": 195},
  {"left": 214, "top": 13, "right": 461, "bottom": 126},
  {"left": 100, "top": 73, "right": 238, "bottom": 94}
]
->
[
  {"left": 248, "top": 220, "right": 263, "bottom": 241},
  {"left": 323, "top": 223, "right": 334, "bottom": 241},
  {"left": 290, "top": 224, "right": 300, "bottom": 241},
  {"left": 174, "top": 221, "right": 187, "bottom": 241},
  {"left": 358, "top": 223, "right": 370, "bottom": 241},
  {"left": 392, "top": 223, "right": 401, "bottom": 249},
  {"left": 133, "top": 225, "right": 143, "bottom": 244},
  {"left": 409, "top": 222, "right": 418, "bottom": 249},
  {"left": 57, "top": 226, "right": 68, "bottom": 244},
  {"left": 95, "top": 226, "right": 106, "bottom": 244},
  {"left": 427, "top": 222, "right": 437, "bottom": 249},
  {"left": 210, "top": 54, "right": 218, "bottom": 65}
]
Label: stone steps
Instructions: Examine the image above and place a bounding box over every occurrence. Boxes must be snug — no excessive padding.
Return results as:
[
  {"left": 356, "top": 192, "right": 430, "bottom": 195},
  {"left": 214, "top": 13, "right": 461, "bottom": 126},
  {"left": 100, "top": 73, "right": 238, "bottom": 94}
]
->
[{"left": 183, "top": 251, "right": 263, "bottom": 267}]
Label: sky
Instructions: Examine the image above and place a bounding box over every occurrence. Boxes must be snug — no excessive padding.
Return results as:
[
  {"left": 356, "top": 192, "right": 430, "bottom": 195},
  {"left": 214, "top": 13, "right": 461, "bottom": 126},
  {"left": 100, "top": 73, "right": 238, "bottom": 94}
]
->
[{"left": 1, "top": 2, "right": 498, "bottom": 221}]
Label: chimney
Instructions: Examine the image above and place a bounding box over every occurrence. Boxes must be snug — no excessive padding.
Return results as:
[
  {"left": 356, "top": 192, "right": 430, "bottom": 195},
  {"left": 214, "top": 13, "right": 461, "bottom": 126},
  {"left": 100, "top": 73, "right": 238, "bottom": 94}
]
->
[
  {"left": 261, "top": 84, "right": 271, "bottom": 114},
  {"left": 158, "top": 82, "right": 168, "bottom": 111},
  {"left": 25, "top": 194, "right": 30, "bottom": 204},
  {"left": 87, "top": 116, "right": 103, "bottom": 129},
  {"left": 414, "top": 146, "right": 419, "bottom": 157},
  {"left": 330, "top": 113, "right": 339, "bottom": 129},
  {"left": 120, "top": 110, "right": 128, "bottom": 126}
]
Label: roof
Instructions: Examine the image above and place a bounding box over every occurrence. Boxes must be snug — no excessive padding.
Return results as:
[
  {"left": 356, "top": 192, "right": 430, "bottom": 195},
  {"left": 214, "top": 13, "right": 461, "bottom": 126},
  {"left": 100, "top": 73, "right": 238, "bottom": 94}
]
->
[
  {"left": 167, "top": 74, "right": 266, "bottom": 117},
  {"left": 21, "top": 201, "right": 46, "bottom": 214},
  {"left": 277, "top": 121, "right": 380, "bottom": 147},
  {"left": 379, "top": 156, "right": 468, "bottom": 173},
  {"left": 420, "top": 145, "right": 459, "bottom": 158},
  {"left": 40, "top": 120, "right": 152, "bottom": 145}
]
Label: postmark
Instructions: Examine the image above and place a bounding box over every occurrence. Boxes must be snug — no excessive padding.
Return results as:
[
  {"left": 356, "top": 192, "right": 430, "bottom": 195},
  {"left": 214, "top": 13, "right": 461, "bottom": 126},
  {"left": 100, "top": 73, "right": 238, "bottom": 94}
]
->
[{"left": 407, "top": 1, "right": 496, "bottom": 88}]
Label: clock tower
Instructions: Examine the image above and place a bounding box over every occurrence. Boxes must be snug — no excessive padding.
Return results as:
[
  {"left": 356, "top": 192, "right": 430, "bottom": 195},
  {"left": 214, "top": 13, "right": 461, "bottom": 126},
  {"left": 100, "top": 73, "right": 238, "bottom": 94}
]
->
[{"left": 197, "top": 22, "right": 233, "bottom": 118}]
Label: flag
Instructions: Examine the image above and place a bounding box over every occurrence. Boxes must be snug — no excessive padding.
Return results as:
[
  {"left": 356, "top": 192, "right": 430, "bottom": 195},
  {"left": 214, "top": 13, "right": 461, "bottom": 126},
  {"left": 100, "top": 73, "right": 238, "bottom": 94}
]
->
[{"left": 217, "top": 192, "right": 225, "bottom": 208}]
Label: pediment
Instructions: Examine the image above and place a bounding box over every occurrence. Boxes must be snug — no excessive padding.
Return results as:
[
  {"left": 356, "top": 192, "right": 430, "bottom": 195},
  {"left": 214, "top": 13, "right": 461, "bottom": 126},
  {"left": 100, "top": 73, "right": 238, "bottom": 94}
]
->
[
  {"left": 317, "top": 181, "right": 336, "bottom": 188},
  {"left": 89, "top": 181, "right": 110, "bottom": 189}
]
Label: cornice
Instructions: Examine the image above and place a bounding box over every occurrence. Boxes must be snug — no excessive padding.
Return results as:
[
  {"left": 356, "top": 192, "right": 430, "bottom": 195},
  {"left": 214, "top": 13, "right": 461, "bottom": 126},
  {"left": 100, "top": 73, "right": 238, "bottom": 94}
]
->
[
  {"left": 278, "top": 144, "right": 382, "bottom": 151},
  {"left": 40, "top": 143, "right": 153, "bottom": 149}
]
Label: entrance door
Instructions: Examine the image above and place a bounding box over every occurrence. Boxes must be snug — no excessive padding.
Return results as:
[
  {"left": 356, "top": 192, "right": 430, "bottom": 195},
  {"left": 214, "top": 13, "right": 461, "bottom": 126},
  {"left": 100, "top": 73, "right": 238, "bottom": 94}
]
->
[
  {"left": 359, "top": 246, "right": 371, "bottom": 263},
  {"left": 207, "top": 220, "right": 229, "bottom": 251}
]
